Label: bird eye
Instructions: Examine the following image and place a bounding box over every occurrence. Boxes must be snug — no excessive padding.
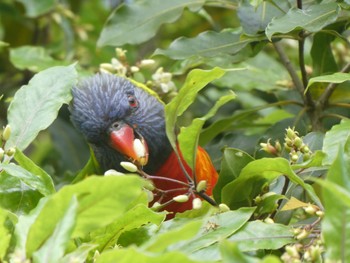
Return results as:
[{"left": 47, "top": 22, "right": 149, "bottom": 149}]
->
[{"left": 128, "top": 95, "right": 138, "bottom": 108}]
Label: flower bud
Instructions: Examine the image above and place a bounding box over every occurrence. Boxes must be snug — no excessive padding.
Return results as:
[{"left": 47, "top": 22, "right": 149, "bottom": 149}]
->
[
  {"left": 275, "top": 140, "right": 282, "bottom": 152},
  {"left": 115, "top": 48, "right": 127, "bottom": 59},
  {"left": 316, "top": 210, "right": 324, "bottom": 218},
  {"left": 286, "top": 127, "right": 297, "bottom": 140},
  {"left": 151, "top": 202, "right": 161, "bottom": 209},
  {"left": 0, "top": 148, "right": 4, "bottom": 161},
  {"left": 261, "top": 191, "right": 276, "bottom": 200},
  {"left": 192, "top": 198, "right": 202, "bottom": 210},
  {"left": 295, "top": 229, "right": 310, "bottom": 240},
  {"left": 304, "top": 204, "right": 316, "bottom": 215},
  {"left": 285, "top": 245, "right": 300, "bottom": 258},
  {"left": 130, "top": 66, "right": 139, "bottom": 73},
  {"left": 290, "top": 153, "right": 299, "bottom": 162},
  {"left": 145, "top": 189, "right": 154, "bottom": 202},
  {"left": 294, "top": 137, "right": 303, "bottom": 148},
  {"left": 218, "top": 203, "right": 230, "bottom": 212},
  {"left": 140, "top": 59, "right": 156, "bottom": 67},
  {"left": 264, "top": 217, "right": 274, "bottom": 224},
  {"left": 6, "top": 147, "right": 15, "bottom": 157},
  {"left": 173, "top": 195, "right": 189, "bottom": 203},
  {"left": 104, "top": 169, "right": 125, "bottom": 176},
  {"left": 301, "top": 145, "right": 310, "bottom": 154},
  {"left": 196, "top": 180, "right": 207, "bottom": 193},
  {"left": 100, "top": 63, "right": 115, "bottom": 72},
  {"left": 120, "top": 161, "right": 138, "bottom": 173},
  {"left": 2, "top": 124, "right": 11, "bottom": 141}
]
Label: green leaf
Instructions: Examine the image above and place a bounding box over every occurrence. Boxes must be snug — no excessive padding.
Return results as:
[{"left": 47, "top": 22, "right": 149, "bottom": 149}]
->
[
  {"left": 10, "top": 46, "right": 68, "bottom": 72},
  {"left": 0, "top": 163, "right": 52, "bottom": 196},
  {"left": 307, "top": 72, "right": 350, "bottom": 89},
  {"left": 92, "top": 204, "right": 165, "bottom": 252},
  {"left": 25, "top": 176, "right": 146, "bottom": 256},
  {"left": 320, "top": 141, "right": 350, "bottom": 261},
  {"left": 0, "top": 171, "right": 43, "bottom": 214},
  {"left": 32, "top": 196, "right": 78, "bottom": 263},
  {"left": 214, "top": 148, "right": 254, "bottom": 203},
  {"left": 227, "top": 220, "right": 294, "bottom": 251},
  {"left": 14, "top": 148, "right": 55, "bottom": 195},
  {"left": 155, "top": 31, "right": 261, "bottom": 60},
  {"left": 178, "top": 92, "right": 235, "bottom": 170},
  {"left": 6, "top": 64, "right": 78, "bottom": 151},
  {"left": 16, "top": 0, "right": 56, "bottom": 17},
  {"left": 172, "top": 208, "right": 255, "bottom": 255},
  {"left": 237, "top": 1, "right": 287, "bottom": 36},
  {"left": 96, "top": 247, "right": 206, "bottom": 263},
  {"left": 266, "top": 3, "right": 340, "bottom": 41},
  {"left": 165, "top": 67, "right": 226, "bottom": 150},
  {"left": 222, "top": 158, "right": 321, "bottom": 209},
  {"left": 322, "top": 119, "right": 350, "bottom": 165},
  {"left": 98, "top": 0, "right": 205, "bottom": 47},
  {"left": 219, "top": 241, "right": 257, "bottom": 263},
  {"left": 0, "top": 209, "right": 13, "bottom": 260},
  {"left": 58, "top": 244, "right": 98, "bottom": 263}
]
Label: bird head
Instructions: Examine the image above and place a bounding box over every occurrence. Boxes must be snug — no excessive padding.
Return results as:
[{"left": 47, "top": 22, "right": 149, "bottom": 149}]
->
[{"left": 70, "top": 73, "right": 172, "bottom": 173}]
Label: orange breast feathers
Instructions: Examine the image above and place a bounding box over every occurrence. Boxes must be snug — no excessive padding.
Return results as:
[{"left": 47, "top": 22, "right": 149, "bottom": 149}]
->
[{"left": 151, "top": 146, "right": 218, "bottom": 216}]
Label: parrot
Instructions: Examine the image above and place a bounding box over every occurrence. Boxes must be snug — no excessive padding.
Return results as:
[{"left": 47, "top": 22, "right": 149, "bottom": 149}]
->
[{"left": 70, "top": 73, "right": 218, "bottom": 218}]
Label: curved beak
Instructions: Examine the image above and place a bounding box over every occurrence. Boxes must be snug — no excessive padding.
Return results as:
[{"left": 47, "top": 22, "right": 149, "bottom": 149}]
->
[{"left": 109, "top": 122, "right": 149, "bottom": 166}]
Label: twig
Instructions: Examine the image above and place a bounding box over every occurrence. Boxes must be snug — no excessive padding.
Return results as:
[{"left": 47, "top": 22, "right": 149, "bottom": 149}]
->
[{"left": 273, "top": 42, "right": 306, "bottom": 103}]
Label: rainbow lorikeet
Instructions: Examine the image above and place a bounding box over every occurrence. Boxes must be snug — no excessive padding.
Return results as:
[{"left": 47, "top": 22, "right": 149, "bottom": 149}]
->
[{"left": 70, "top": 73, "right": 218, "bottom": 217}]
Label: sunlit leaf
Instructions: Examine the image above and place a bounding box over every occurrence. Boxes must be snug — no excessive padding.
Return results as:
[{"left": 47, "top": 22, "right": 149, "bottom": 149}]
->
[
  {"left": 322, "top": 119, "right": 350, "bottom": 165},
  {"left": 178, "top": 93, "right": 235, "bottom": 170},
  {"left": 320, "top": 141, "right": 350, "bottom": 261},
  {"left": 14, "top": 149, "right": 55, "bottom": 195},
  {"left": 32, "top": 196, "right": 78, "bottom": 263},
  {"left": 10, "top": 46, "right": 68, "bottom": 72},
  {"left": 98, "top": 0, "right": 205, "bottom": 46},
  {"left": 25, "top": 176, "right": 146, "bottom": 256},
  {"left": 6, "top": 65, "right": 78, "bottom": 151},
  {"left": 266, "top": 3, "right": 340, "bottom": 41},
  {"left": 165, "top": 67, "right": 226, "bottom": 149},
  {"left": 306, "top": 72, "right": 350, "bottom": 90},
  {"left": 58, "top": 244, "right": 98, "bottom": 263}
]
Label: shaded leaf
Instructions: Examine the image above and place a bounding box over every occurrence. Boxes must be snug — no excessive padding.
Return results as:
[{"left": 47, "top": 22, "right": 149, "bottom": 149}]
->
[
  {"left": 178, "top": 93, "right": 235, "bottom": 170},
  {"left": 214, "top": 148, "right": 254, "bottom": 203},
  {"left": 266, "top": 3, "right": 340, "bottom": 41},
  {"left": 0, "top": 209, "right": 13, "bottom": 260},
  {"left": 155, "top": 31, "right": 261, "bottom": 59},
  {"left": 32, "top": 196, "right": 78, "bottom": 263},
  {"left": 16, "top": 0, "right": 56, "bottom": 17},
  {"left": 98, "top": 0, "right": 204, "bottom": 46},
  {"left": 10, "top": 46, "right": 68, "bottom": 72},
  {"left": 6, "top": 65, "right": 78, "bottom": 151}
]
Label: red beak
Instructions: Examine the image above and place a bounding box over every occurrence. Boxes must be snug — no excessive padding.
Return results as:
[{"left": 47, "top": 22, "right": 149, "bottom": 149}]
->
[{"left": 109, "top": 123, "right": 149, "bottom": 166}]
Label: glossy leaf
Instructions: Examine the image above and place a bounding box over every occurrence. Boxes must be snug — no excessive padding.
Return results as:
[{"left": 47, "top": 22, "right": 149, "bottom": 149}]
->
[
  {"left": 322, "top": 119, "right": 350, "bottom": 165},
  {"left": 178, "top": 93, "right": 235, "bottom": 170},
  {"left": 213, "top": 148, "right": 254, "bottom": 203},
  {"left": 92, "top": 204, "right": 165, "bottom": 252},
  {"left": 321, "top": 142, "right": 350, "bottom": 261},
  {"left": 6, "top": 65, "right": 78, "bottom": 151},
  {"left": 307, "top": 72, "right": 350, "bottom": 89},
  {"left": 96, "top": 247, "right": 206, "bottom": 263},
  {"left": 155, "top": 31, "right": 261, "bottom": 59},
  {"left": 266, "top": 3, "right": 340, "bottom": 41},
  {"left": 10, "top": 46, "right": 68, "bottom": 72},
  {"left": 0, "top": 163, "right": 53, "bottom": 196},
  {"left": 25, "top": 176, "right": 146, "bottom": 256},
  {"left": 98, "top": 0, "right": 204, "bottom": 46},
  {"left": 222, "top": 158, "right": 321, "bottom": 209},
  {"left": 32, "top": 196, "right": 78, "bottom": 263},
  {"left": 14, "top": 149, "right": 55, "bottom": 195},
  {"left": 165, "top": 67, "right": 226, "bottom": 149}
]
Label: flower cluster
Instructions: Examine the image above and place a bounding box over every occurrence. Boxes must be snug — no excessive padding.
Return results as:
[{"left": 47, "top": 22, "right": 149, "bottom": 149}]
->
[{"left": 0, "top": 124, "right": 15, "bottom": 163}]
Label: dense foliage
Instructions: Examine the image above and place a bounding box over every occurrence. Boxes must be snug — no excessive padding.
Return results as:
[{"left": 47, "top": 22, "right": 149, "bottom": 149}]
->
[{"left": 1, "top": 0, "right": 350, "bottom": 262}]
